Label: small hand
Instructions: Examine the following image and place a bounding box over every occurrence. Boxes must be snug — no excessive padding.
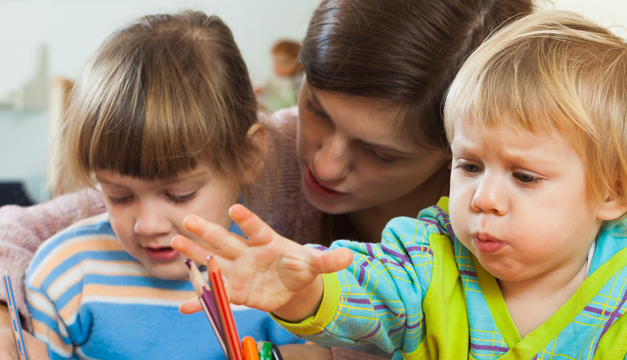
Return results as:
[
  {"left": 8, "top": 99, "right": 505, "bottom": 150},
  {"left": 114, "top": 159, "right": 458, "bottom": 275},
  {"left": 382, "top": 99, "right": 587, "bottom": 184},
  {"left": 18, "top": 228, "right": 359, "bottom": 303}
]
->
[
  {"left": 172, "top": 204, "right": 352, "bottom": 321},
  {"left": 0, "top": 309, "right": 49, "bottom": 360}
]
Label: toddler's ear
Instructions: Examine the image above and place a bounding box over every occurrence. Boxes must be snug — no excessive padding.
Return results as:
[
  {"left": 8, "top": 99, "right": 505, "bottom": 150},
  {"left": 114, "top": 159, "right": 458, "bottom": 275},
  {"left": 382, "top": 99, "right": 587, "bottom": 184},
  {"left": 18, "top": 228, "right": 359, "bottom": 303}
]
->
[
  {"left": 597, "top": 187, "right": 627, "bottom": 221},
  {"left": 242, "top": 123, "right": 268, "bottom": 184}
]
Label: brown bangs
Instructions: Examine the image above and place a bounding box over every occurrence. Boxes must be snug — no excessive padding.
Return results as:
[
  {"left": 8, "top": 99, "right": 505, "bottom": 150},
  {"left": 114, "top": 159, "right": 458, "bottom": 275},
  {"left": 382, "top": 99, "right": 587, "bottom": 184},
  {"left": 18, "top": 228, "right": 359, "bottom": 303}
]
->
[{"left": 63, "top": 12, "right": 259, "bottom": 188}]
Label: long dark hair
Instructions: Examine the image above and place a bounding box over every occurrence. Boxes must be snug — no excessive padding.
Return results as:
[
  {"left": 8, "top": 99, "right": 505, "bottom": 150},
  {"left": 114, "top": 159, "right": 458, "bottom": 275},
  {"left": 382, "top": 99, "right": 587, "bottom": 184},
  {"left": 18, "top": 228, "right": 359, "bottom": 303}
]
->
[{"left": 301, "top": 0, "right": 534, "bottom": 244}]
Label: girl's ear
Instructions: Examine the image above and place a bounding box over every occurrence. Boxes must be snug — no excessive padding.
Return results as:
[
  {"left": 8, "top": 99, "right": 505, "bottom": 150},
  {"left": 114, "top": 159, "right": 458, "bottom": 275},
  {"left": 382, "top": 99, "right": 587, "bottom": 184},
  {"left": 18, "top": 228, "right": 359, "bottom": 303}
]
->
[{"left": 241, "top": 123, "right": 268, "bottom": 185}]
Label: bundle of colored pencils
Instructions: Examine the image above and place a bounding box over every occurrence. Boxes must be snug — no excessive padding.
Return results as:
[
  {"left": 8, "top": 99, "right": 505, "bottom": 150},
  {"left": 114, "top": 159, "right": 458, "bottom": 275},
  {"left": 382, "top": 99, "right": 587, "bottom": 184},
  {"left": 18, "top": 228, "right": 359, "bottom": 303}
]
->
[{"left": 185, "top": 257, "right": 283, "bottom": 360}]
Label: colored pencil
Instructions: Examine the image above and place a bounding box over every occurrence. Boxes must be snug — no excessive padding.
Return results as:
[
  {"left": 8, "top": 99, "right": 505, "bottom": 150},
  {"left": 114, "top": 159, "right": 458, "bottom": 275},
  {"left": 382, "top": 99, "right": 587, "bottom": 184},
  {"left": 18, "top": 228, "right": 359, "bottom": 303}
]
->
[
  {"left": 3, "top": 276, "right": 28, "bottom": 360},
  {"left": 242, "top": 336, "right": 260, "bottom": 360},
  {"left": 257, "top": 341, "right": 273, "bottom": 360},
  {"left": 208, "top": 256, "right": 244, "bottom": 360},
  {"left": 184, "top": 259, "right": 227, "bottom": 356}
]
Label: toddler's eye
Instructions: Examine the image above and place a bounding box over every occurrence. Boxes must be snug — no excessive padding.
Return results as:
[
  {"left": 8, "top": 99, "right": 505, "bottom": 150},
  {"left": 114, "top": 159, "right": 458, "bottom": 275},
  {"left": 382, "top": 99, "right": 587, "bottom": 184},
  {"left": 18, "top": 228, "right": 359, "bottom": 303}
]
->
[
  {"left": 513, "top": 172, "right": 540, "bottom": 184},
  {"left": 455, "top": 161, "right": 481, "bottom": 174}
]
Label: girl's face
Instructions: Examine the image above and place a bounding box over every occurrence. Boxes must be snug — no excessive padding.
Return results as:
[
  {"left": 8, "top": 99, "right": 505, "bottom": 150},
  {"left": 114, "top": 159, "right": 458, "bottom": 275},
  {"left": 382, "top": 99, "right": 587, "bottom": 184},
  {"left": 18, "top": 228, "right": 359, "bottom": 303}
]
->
[
  {"left": 448, "top": 119, "right": 603, "bottom": 283},
  {"left": 96, "top": 165, "right": 239, "bottom": 280},
  {"left": 296, "top": 81, "right": 450, "bottom": 215}
]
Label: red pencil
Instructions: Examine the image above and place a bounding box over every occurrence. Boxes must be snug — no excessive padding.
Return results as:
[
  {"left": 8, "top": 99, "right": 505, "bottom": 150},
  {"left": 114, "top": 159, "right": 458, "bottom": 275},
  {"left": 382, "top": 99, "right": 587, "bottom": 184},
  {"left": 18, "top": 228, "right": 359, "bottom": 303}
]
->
[{"left": 207, "top": 256, "right": 244, "bottom": 360}]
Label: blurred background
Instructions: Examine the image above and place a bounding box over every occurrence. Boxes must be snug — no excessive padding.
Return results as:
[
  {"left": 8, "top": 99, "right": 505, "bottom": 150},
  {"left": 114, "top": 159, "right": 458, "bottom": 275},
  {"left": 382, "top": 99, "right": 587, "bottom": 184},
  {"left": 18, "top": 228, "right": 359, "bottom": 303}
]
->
[{"left": 0, "top": 0, "right": 625, "bottom": 206}]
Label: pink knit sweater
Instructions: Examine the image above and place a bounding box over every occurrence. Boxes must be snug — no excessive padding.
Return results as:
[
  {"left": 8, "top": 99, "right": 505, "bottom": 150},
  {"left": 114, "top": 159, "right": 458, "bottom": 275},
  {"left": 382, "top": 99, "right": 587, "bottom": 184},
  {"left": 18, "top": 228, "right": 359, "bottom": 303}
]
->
[{"left": 0, "top": 106, "right": 324, "bottom": 325}]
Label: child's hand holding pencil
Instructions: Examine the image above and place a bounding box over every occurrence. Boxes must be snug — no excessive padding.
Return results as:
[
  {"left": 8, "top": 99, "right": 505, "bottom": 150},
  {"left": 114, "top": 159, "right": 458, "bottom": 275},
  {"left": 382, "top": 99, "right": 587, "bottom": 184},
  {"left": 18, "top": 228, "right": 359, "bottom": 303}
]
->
[
  {"left": 172, "top": 204, "right": 353, "bottom": 323},
  {"left": 0, "top": 278, "right": 49, "bottom": 360}
]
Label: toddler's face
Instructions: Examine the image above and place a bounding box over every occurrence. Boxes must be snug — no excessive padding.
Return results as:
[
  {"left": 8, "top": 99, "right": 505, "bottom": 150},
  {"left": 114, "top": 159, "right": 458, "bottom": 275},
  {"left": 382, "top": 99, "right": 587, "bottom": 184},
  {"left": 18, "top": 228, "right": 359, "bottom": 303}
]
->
[
  {"left": 96, "top": 165, "right": 239, "bottom": 280},
  {"left": 448, "top": 119, "right": 603, "bottom": 283}
]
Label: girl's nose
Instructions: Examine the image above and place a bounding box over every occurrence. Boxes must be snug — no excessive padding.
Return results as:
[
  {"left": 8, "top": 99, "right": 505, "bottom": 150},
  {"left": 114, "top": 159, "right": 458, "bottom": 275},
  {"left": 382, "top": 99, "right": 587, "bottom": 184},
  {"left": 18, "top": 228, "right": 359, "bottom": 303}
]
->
[
  {"left": 470, "top": 175, "right": 507, "bottom": 215},
  {"left": 134, "top": 203, "right": 172, "bottom": 236},
  {"left": 313, "top": 133, "right": 351, "bottom": 182}
]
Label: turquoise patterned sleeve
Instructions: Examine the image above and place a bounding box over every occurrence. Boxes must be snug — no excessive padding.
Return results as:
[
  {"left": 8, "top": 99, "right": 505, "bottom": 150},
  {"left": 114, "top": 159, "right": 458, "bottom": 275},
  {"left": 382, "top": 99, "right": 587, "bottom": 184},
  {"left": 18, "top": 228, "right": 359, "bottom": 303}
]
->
[{"left": 274, "top": 214, "right": 444, "bottom": 355}]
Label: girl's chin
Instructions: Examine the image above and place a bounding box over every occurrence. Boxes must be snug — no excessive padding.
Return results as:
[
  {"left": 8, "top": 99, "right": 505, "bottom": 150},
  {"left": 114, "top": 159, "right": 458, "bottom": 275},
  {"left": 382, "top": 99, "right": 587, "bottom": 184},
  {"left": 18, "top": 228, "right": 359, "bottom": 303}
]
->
[{"left": 143, "top": 261, "right": 189, "bottom": 280}]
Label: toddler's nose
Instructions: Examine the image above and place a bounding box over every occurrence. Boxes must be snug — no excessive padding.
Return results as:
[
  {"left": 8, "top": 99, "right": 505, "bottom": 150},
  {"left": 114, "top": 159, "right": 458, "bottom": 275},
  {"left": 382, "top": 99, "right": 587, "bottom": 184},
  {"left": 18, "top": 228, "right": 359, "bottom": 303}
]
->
[{"left": 471, "top": 176, "right": 507, "bottom": 215}]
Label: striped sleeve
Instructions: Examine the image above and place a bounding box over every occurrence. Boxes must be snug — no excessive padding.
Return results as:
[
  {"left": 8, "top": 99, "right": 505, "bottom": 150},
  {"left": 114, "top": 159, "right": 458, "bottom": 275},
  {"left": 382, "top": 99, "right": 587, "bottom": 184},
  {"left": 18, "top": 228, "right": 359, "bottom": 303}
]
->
[
  {"left": 274, "top": 216, "right": 438, "bottom": 355},
  {"left": 25, "top": 283, "right": 73, "bottom": 359},
  {"left": 24, "top": 214, "right": 116, "bottom": 359}
]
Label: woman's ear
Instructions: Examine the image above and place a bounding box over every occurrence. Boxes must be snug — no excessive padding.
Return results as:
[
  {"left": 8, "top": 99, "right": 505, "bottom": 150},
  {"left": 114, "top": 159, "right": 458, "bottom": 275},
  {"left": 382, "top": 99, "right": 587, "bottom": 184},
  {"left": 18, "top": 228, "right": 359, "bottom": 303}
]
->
[{"left": 241, "top": 123, "right": 268, "bottom": 185}]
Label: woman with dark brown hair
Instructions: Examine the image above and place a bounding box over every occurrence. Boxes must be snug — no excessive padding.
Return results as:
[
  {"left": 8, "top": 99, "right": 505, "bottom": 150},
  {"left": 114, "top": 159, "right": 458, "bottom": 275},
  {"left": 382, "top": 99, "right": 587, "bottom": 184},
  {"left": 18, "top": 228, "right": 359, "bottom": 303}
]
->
[
  {"left": 0, "top": 0, "right": 533, "bottom": 358},
  {"left": 297, "top": 0, "right": 534, "bottom": 245}
]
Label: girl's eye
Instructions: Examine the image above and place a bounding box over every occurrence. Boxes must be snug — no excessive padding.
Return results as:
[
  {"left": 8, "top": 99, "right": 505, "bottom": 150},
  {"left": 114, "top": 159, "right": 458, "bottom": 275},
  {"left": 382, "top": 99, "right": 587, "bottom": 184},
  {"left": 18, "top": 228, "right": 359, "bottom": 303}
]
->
[
  {"left": 167, "top": 192, "right": 198, "bottom": 205},
  {"left": 513, "top": 172, "right": 540, "bottom": 184},
  {"left": 107, "top": 195, "right": 133, "bottom": 205}
]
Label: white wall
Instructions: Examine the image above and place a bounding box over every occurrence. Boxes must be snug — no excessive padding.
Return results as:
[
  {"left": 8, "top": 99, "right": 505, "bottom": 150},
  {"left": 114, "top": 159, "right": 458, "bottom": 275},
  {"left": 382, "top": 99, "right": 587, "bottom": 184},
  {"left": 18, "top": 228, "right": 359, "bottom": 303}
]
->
[
  {"left": 0, "top": 0, "right": 320, "bottom": 96},
  {"left": 544, "top": 0, "right": 627, "bottom": 38},
  {"left": 1, "top": 0, "right": 625, "bottom": 98}
]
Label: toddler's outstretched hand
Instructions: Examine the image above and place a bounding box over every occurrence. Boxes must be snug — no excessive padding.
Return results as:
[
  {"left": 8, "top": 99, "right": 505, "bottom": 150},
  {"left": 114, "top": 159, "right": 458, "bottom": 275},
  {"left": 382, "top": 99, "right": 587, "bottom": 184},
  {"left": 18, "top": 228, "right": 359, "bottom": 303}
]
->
[{"left": 171, "top": 204, "right": 353, "bottom": 322}]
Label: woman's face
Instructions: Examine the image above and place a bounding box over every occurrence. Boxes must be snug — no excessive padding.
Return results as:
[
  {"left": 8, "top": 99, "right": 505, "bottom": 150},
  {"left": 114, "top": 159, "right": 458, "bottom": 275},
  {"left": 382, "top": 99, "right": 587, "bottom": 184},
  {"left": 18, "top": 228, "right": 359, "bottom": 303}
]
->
[{"left": 297, "top": 81, "right": 450, "bottom": 215}]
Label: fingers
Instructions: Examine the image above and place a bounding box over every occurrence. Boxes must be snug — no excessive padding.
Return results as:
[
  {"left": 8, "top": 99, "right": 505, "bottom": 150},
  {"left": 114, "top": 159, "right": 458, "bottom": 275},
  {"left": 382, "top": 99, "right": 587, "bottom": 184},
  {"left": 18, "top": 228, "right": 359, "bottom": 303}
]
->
[
  {"left": 182, "top": 214, "right": 248, "bottom": 259},
  {"left": 179, "top": 297, "right": 203, "bottom": 315},
  {"left": 23, "top": 331, "right": 50, "bottom": 360},
  {"left": 171, "top": 235, "right": 214, "bottom": 264},
  {"left": 309, "top": 248, "right": 353, "bottom": 274},
  {"left": 229, "top": 204, "right": 277, "bottom": 246}
]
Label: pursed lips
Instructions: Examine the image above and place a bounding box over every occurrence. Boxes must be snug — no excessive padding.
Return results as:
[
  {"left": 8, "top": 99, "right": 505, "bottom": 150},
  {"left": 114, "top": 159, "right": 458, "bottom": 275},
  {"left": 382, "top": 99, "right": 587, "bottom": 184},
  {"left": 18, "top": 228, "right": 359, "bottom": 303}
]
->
[{"left": 472, "top": 232, "right": 506, "bottom": 254}]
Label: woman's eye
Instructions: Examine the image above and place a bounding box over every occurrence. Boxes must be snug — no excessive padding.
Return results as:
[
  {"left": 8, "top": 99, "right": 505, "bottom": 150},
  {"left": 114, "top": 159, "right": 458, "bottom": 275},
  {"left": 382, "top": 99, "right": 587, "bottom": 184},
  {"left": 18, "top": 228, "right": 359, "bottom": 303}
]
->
[
  {"left": 305, "top": 100, "right": 330, "bottom": 120},
  {"left": 364, "top": 146, "right": 394, "bottom": 166},
  {"left": 167, "top": 192, "right": 198, "bottom": 205},
  {"left": 514, "top": 172, "right": 540, "bottom": 184}
]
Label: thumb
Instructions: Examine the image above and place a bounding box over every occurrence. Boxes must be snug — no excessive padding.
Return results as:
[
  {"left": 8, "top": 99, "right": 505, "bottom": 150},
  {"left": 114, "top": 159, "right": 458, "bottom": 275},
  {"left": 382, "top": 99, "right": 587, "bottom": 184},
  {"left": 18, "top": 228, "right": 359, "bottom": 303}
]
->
[{"left": 309, "top": 248, "right": 353, "bottom": 274}]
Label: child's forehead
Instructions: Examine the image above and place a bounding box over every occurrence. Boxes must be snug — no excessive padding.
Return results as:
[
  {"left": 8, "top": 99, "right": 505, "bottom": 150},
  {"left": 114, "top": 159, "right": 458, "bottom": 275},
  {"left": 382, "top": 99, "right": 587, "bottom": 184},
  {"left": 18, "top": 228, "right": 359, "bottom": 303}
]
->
[{"left": 451, "top": 116, "right": 574, "bottom": 154}]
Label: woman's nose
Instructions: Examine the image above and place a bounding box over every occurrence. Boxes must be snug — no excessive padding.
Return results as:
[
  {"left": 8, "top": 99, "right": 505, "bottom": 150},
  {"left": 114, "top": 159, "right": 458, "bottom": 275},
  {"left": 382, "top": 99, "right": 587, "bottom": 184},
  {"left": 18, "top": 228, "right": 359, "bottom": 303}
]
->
[
  {"left": 470, "top": 174, "right": 508, "bottom": 215},
  {"left": 313, "top": 133, "right": 351, "bottom": 182},
  {"left": 134, "top": 203, "right": 172, "bottom": 236}
]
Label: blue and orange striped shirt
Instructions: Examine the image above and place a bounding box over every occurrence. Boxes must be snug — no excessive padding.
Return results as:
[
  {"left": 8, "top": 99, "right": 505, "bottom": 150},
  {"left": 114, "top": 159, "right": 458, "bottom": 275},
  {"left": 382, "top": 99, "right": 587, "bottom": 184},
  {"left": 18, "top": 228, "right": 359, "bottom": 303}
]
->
[{"left": 25, "top": 213, "right": 302, "bottom": 360}]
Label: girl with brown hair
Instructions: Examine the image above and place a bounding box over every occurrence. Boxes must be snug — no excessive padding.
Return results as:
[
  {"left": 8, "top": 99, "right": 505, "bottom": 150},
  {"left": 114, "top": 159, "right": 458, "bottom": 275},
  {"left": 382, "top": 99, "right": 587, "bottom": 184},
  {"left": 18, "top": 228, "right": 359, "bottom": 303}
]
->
[
  {"left": 11, "top": 10, "right": 307, "bottom": 360},
  {"left": 0, "top": 0, "right": 534, "bottom": 358}
]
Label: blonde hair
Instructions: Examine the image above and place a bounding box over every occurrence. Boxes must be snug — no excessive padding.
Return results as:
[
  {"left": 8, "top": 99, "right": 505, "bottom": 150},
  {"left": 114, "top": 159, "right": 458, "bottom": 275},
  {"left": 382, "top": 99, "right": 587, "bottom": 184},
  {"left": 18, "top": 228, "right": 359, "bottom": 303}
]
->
[
  {"left": 61, "top": 11, "right": 265, "bottom": 199},
  {"left": 444, "top": 10, "right": 627, "bottom": 206}
]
